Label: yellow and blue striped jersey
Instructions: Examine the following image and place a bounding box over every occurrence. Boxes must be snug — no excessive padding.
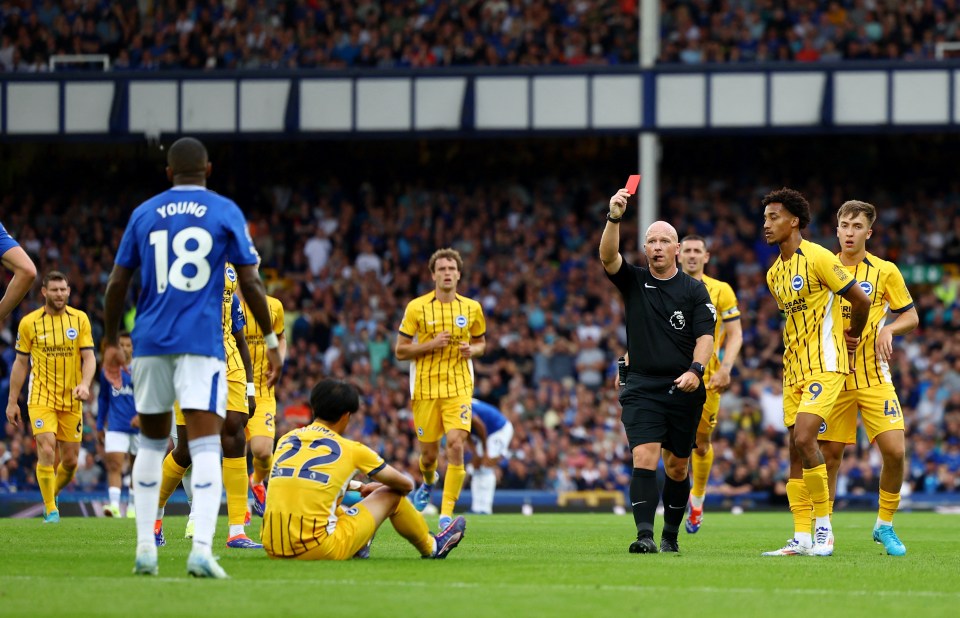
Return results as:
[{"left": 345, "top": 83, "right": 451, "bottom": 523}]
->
[
  {"left": 241, "top": 295, "right": 285, "bottom": 400},
  {"left": 398, "top": 292, "right": 486, "bottom": 400},
  {"left": 837, "top": 252, "right": 914, "bottom": 390},
  {"left": 766, "top": 239, "right": 857, "bottom": 385},
  {"left": 262, "top": 423, "right": 385, "bottom": 557},
  {"left": 701, "top": 274, "right": 740, "bottom": 383},
  {"left": 15, "top": 306, "right": 94, "bottom": 412}
]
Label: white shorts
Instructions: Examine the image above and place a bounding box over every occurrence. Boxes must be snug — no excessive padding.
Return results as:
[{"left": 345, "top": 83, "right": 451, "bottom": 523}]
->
[
  {"left": 131, "top": 355, "right": 227, "bottom": 418},
  {"left": 104, "top": 431, "right": 139, "bottom": 455},
  {"left": 478, "top": 421, "right": 514, "bottom": 460}
]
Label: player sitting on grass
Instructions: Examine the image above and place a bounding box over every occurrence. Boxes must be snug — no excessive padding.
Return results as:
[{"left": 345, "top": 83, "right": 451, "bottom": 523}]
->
[{"left": 262, "top": 379, "right": 467, "bottom": 561}]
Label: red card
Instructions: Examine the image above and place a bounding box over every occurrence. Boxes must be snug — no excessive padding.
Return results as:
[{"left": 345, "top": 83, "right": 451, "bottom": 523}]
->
[{"left": 625, "top": 174, "right": 641, "bottom": 195}]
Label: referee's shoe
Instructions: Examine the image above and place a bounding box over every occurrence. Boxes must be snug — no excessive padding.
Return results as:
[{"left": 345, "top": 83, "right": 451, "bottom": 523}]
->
[
  {"left": 629, "top": 535, "right": 658, "bottom": 554},
  {"left": 660, "top": 534, "right": 680, "bottom": 553}
]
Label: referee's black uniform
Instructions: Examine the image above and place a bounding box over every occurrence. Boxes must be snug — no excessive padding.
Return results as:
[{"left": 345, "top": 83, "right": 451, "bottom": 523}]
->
[{"left": 606, "top": 257, "right": 715, "bottom": 551}]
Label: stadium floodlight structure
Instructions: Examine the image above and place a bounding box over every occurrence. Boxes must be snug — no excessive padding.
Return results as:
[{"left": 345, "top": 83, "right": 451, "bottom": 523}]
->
[
  {"left": 49, "top": 54, "right": 111, "bottom": 72},
  {"left": 639, "top": 0, "right": 659, "bottom": 242}
]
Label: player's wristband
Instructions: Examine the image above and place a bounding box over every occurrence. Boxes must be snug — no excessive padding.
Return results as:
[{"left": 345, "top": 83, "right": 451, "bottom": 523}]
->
[
  {"left": 264, "top": 332, "right": 279, "bottom": 349},
  {"left": 606, "top": 212, "right": 623, "bottom": 224},
  {"left": 348, "top": 480, "right": 363, "bottom": 491},
  {"left": 246, "top": 382, "right": 256, "bottom": 397}
]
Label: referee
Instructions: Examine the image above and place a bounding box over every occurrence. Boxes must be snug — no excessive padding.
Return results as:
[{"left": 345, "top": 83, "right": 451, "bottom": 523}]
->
[{"left": 600, "top": 188, "right": 715, "bottom": 554}]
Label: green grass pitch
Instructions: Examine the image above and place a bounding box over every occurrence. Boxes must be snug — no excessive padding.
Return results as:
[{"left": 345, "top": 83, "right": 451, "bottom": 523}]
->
[{"left": 1, "top": 511, "right": 958, "bottom": 618}]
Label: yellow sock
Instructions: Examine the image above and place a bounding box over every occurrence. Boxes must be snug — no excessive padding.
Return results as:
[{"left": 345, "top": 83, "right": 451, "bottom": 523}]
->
[
  {"left": 878, "top": 489, "right": 900, "bottom": 524},
  {"left": 786, "top": 478, "right": 813, "bottom": 535},
  {"left": 691, "top": 444, "right": 714, "bottom": 500},
  {"left": 223, "top": 457, "right": 249, "bottom": 527},
  {"left": 420, "top": 456, "right": 438, "bottom": 486},
  {"left": 252, "top": 455, "right": 272, "bottom": 485},
  {"left": 37, "top": 464, "right": 57, "bottom": 513},
  {"left": 159, "top": 453, "right": 187, "bottom": 509},
  {"left": 440, "top": 464, "right": 465, "bottom": 518},
  {"left": 803, "top": 464, "right": 830, "bottom": 518},
  {"left": 389, "top": 495, "right": 434, "bottom": 557},
  {"left": 55, "top": 464, "right": 77, "bottom": 494},
  {"left": 829, "top": 499, "right": 835, "bottom": 519}
]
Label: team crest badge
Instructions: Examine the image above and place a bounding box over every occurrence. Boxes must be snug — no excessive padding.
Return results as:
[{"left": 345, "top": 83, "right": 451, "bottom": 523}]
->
[
  {"left": 35, "top": 419, "right": 44, "bottom": 429},
  {"left": 791, "top": 275, "right": 804, "bottom": 291},
  {"left": 65, "top": 328, "right": 78, "bottom": 340},
  {"left": 226, "top": 266, "right": 237, "bottom": 282},
  {"left": 344, "top": 507, "right": 359, "bottom": 516},
  {"left": 417, "top": 427, "right": 424, "bottom": 436},
  {"left": 670, "top": 311, "right": 685, "bottom": 330},
  {"left": 859, "top": 281, "right": 873, "bottom": 296},
  {"left": 455, "top": 315, "right": 468, "bottom": 328},
  {"left": 818, "top": 421, "right": 827, "bottom": 434}
]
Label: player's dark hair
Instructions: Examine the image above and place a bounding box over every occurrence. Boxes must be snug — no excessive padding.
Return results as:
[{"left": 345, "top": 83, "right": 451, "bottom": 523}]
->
[
  {"left": 42, "top": 270, "right": 68, "bottom": 287},
  {"left": 680, "top": 234, "right": 707, "bottom": 247},
  {"left": 761, "top": 187, "right": 811, "bottom": 230},
  {"left": 167, "top": 137, "right": 208, "bottom": 177},
  {"left": 837, "top": 200, "right": 877, "bottom": 227},
  {"left": 119, "top": 330, "right": 132, "bottom": 339},
  {"left": 310, "top": 379, "right": 360, "bottom": 422}
]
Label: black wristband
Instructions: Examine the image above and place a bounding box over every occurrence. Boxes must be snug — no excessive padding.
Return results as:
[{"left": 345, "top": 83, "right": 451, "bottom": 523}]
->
[
  {"left": 689, "top": 362, "right": 705, "bottom": 379},
  {"left": 606, "top": 212, "right": 622, "bottom": 223}
]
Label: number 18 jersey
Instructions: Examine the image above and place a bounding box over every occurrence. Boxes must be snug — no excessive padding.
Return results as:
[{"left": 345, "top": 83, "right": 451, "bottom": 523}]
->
[{"left": 115, "top": 185, "right": 258, "bottom": 359}]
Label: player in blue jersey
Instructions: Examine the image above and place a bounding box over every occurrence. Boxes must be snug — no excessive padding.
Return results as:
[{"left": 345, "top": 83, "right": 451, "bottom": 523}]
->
[
  {"left": 97, "top": 331, "right": 139, "bottom": 518},
  {"left": 103, "top": 137, "right": 281, "bottom": 579},
  {"left": 468, "top": 399, "right": 513, "bottom": 514},
  {"left": 0, "top": 221, "right": 37, "bottom": 322}
]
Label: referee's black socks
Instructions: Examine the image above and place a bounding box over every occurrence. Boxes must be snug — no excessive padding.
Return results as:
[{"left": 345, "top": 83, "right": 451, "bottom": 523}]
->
[
  {"left": 661, "top": 474, "right": 691, "bottom": 537},
  {"left": 630, "top": 468, "right": 658, "bottom": 538}
]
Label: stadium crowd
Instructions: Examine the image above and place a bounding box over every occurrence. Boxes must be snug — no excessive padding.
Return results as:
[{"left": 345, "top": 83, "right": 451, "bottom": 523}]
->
[
  {"left": 1, "top": 168, "right": 959, "bottom": 505},
  {"left": 2, "top": 1, "right": 958, "bottom": 73}
]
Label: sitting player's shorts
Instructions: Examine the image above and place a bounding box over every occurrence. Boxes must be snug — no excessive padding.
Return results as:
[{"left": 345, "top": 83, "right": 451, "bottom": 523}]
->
[
  {"left": 132, "top": 355, "right": 226, "bottom": 418},
  {"left": 819, "top": 382, "right": 904, "bottom": 444},
  {"left": 245, "top": 397, "right": 276, "bottom": 441},
  {"left": 782, "top": 372, "right": 845, "bottom": 428},
  {"left": 697, "top": 388, "right": 721, "bottom": 435},
  {"left": 266, "top": 504, "right": 376, "bottom": 561},
  {"left": 104, "top": 430, "right": 139, "bottom": 455},
  {"left": 29, "top": 406, "right": 83, "bottom": 443},
  {"left": 412, "top": 395, "right": 472, "bottom": 442},
  {"left": 619, "top": 373, "right": 705, "bottom": 458}
]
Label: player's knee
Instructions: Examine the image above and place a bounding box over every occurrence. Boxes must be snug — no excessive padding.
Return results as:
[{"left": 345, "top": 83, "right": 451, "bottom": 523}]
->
[
  {"left": 882, "top": 445, "right": 905, "bottom": 464},
  {"left": 60, "top": 454, "right": 78, "bottom": 469}
]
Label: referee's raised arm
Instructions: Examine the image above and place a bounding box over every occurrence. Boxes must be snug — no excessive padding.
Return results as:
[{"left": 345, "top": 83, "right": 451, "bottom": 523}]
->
[{"left": 600, "top": 188, "right": 631, "bottom": 275}]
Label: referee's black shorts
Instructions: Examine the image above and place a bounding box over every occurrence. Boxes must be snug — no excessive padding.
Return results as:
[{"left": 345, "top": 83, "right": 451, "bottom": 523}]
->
[{"left": 618, "top": 372, "right": 706, "bottom": 458}]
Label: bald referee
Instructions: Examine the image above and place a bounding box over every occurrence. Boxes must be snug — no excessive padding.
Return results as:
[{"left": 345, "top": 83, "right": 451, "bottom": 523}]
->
[{"left": 600, "top": 187, "right": 715, "bottom": 554}]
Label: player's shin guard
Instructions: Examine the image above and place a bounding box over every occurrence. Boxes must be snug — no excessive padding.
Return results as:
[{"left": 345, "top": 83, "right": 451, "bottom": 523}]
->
[
  {"left": 786, "top": 478, "right": 813, "bottom": 536},
  {"left": 690, "top": 444, "right": 713, "bottom": 507},
  {"left": 188, "top": 436, "right": 223, "bottom": 552},
  {"left": 630, "top": 468, "right": 658, "bottom": 537},
  {"left": 390, "top": 496, "right": 434, "bottom": 557},
  {"left": 37, "top": 464, "right": 57, "bottom": 513},
  {"left": 661, "top": 474, "right": 691, "bottom": 537},
  {"left": 441, "top": 464, "right": 465, "bottom": 518},
  {"left": 419, "top": 456, "right": 438, "bottom": 486},
  {"left": 158, "top": 453, "right": 187, "bottom": 509},
  {"left": 803, "top": 464, "right": 830, "bottom": 519},
  {"left": 223, "top": 457, "right": 248, "bottom": 531},
  {"left": 878, "top": 489, "right": 900, "bottom": 524},
  {"left": 133, "top": 437, "right": 168, "bottom": 549},
  {"left": 55, "top": 463, "right": 77, "bottom": 494},
  {"left": 252, "top": 455, "right": 272, "bottom": 485}
]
